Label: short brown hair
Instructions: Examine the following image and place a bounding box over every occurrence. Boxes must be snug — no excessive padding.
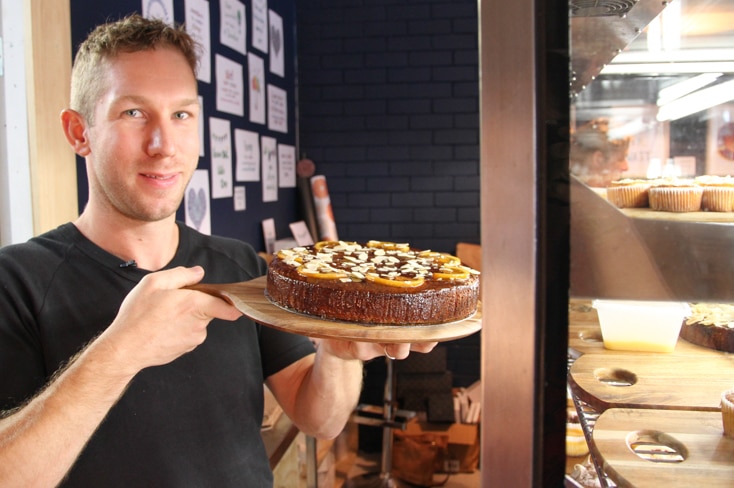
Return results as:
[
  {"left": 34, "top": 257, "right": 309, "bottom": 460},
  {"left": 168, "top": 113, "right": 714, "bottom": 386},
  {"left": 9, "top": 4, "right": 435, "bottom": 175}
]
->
[
  {"left": 570, "top": 119, "right": 630, "bottom": 166},
  {"left": 70, "top": 13, "right": 200, "bottom": 124}
]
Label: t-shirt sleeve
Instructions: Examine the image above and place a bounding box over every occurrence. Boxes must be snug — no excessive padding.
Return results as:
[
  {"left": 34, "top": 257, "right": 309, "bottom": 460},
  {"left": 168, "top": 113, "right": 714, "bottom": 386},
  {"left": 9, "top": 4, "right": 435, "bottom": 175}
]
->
[
  {"left": 0, "top": 246, "right": 50, "bottom": 410},
  {"left": 259, "top": 325, "right": 315, "bottom": 379}
]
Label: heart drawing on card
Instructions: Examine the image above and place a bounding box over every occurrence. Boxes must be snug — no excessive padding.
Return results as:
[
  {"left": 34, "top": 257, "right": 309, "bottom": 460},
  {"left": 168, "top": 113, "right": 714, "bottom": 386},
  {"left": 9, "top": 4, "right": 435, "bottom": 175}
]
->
[
  {"left": 270, "top": 25, "right": 282, "bottom": 57},
  {"left": 187, "top": 187, "right": 207, "bottom": 230}
]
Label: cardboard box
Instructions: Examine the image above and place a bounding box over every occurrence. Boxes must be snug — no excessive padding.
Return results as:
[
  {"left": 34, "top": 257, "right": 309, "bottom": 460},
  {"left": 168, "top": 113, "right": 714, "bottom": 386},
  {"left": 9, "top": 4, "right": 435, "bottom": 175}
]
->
[
  {"left": 397, "top": 371, "right": 453, "bottom": 415},
  {"left": 402, "top": 418, "right": 479, "bottom": 473}
]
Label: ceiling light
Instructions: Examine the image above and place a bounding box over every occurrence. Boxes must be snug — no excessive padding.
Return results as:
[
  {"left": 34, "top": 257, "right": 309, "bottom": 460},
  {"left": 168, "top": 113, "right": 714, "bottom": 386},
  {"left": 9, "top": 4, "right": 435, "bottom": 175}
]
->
[
  {"left": 656, "top": 73, "right": 723, "bottom": 106},
  {"left": 611, "top": 48, "right": 734, "bottom": 64},
  {"left": 600, "top": 48, "right": 734, "bottom": 75},
  {"left": 601, "top": 62, "right": 734, "bottom": 75},
  {"left": 656, "top": 78, "right": 734, "bottom": 121}
]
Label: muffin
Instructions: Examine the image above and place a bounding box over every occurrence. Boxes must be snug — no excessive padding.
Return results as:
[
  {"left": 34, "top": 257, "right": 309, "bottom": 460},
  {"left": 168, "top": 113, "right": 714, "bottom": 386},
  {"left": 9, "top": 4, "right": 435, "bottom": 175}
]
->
[
  {"left": 648, "top": 179, "right": 703, "bottom": 212},
  {"left": 695, "top": 175, "right": 734, "bottom": 212},
  {"left": 721, "top": 388, "right": 734, "bottom": 437},
  {"left": 606, "top": 179, "right": 651, "bottom": 208}
]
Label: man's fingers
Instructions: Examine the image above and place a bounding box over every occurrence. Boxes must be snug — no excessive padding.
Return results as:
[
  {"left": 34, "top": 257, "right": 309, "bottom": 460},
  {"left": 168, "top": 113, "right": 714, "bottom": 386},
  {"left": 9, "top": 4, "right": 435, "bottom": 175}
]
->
[{"left": 141, "top": 266, "right": 206, "bottom": 291}]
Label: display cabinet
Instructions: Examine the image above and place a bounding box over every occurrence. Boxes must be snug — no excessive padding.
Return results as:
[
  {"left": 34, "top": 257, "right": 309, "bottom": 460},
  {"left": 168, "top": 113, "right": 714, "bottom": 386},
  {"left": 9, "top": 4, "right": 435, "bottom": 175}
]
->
[{"left": 567, "top": 1, "right": 734, "bottom": 486}]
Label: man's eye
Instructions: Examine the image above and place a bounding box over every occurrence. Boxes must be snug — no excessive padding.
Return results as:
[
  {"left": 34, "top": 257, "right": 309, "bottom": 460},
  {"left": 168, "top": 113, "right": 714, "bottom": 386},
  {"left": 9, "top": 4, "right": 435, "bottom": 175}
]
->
[
  {"left": 124, "top": 109, "right": 141, "bottom": 117},
  {"left": 174, "top": 112, "right": 190, "bottom": 120}
]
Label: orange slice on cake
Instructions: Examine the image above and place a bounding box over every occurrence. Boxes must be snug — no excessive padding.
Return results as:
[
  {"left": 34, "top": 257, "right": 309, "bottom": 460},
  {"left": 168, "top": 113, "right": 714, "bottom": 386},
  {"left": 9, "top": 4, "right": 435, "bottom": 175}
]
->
[
  {"left": 296, "top": 266, "right": 347, "bottom": 280},
  {"left": 365, "top": 273, "right": 425, "bottom": 288},
  {"left": 433, "top": 266, "right": 471, "bottom": 281},
  {"left": 418, "top": 250, "right": 462, "bottom": 266},
  {"left": 366, "top": 240, "right": 411, "bottom": 252}
]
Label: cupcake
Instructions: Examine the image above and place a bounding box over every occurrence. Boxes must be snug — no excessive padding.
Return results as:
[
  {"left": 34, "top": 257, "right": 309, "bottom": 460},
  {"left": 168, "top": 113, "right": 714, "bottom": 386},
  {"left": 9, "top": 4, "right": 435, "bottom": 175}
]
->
[
  {"left": 606, "top": 179, "right": 651, "bottom": 208},
  {"left": 721, "top": 388, "right": 734, "bottom": 437},
  {"left": 648, "top": 179, "right": 703, "bottom": 212},
  {"left": 695, "top": 175, "right": 734, "bottom": 212}
]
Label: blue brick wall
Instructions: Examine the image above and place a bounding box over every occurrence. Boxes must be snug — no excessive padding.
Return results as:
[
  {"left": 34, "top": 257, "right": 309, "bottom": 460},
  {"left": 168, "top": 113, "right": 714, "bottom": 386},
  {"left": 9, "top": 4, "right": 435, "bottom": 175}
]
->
[
  {"left": 296, "top": 0, "right": 480, "bottom": 255},
  {"left": 296, "top": 0, "right": 481, "bottom": 397}
]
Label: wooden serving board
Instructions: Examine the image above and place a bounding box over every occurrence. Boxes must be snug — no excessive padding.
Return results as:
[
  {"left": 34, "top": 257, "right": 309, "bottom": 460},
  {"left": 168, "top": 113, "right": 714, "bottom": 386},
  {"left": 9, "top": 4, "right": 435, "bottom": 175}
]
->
[
  {"left": 592, "top": 408, "right": 734, "bottom": 488},
  {"left": 188, "top": 276, "right": 482, "bottom": 343},
  {"left": 569, "top": 351, "right": 734, "bottom": 412}
]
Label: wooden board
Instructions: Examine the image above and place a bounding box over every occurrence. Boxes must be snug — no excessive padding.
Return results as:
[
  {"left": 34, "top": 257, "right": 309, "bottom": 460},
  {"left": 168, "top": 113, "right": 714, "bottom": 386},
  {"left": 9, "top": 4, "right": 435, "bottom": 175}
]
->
[
  {"left": 592, "top": 408, "right": 734, "bottom": 488},
  {"left": 568, "top": 351, "right": 734, "bottom": 412},
  {"left": 188, "top": 276, "right": 482, "bottom": 343}
]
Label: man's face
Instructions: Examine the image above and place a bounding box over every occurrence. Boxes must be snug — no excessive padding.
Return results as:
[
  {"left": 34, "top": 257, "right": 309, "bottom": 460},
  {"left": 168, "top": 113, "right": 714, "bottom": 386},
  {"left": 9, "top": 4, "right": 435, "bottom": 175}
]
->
[{"left": 83, "top": 47, "right": 200, "bottom": 223}]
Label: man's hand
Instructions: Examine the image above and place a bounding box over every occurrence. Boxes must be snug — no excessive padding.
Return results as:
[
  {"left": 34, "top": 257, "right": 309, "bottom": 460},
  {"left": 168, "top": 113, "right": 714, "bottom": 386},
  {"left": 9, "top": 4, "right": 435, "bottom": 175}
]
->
[
  {"left": 316, "top": 339, "right": 438, "bottom": 361},
  {"left": 98, "top": 266, "right": 243, "bottom": 376}
]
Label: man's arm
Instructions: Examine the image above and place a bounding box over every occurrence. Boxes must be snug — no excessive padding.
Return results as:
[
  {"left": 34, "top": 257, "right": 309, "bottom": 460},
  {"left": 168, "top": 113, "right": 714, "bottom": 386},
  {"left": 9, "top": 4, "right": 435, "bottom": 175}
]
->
[
  {"left": 267, "top": 340, "right": 436, "bottom": 439},
  {"left": 0, "top": 335, "right": 137, "bottom": 487},
  {"left": 0, "top": 267, "right": 242, "bottom": 487}
]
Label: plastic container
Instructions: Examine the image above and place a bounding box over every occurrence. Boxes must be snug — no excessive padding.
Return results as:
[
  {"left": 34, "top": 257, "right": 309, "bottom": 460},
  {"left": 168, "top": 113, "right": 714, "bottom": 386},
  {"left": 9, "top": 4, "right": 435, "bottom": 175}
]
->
[{"left": 591, "top": 300, "right": 690, "bottom": 353}]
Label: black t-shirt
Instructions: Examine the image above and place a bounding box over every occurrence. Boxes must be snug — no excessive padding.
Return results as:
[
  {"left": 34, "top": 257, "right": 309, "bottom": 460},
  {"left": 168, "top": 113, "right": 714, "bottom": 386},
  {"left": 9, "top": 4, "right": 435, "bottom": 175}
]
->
[{"left": 0, "top": 222, "right": 315, "bottom": 487}]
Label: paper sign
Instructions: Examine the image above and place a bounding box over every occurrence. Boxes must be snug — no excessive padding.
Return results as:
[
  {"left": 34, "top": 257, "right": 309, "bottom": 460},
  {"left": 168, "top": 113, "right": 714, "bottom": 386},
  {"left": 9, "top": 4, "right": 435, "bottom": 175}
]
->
[
  {"left": 209, "top": 117, "right": 233, "bottom": 199},
  {"left": 215, "top": 54, "right": 244, "bottom": 116},
  {"left": 289, "top": 221, "right": 314, "bottom": 246},
  {"left": 185, "top": 169, "right": 211, "bottom": 235},
  {"left": 220, "top": 0, "right": 246, "bottom": 55},
  {"left": 248, "top": 54, "right": 266, "bottom": 124},
  {"left": 234, "top": 186, "right": 246, "bottom": 211},
  {"left": 278, "top": 144, "right": 296, "bottom": 188},
  {"left": 143, "top": 0, "right": 174, "bottom": 24},
  {"left": 261, "top": 136, "right": 278, "bottom": 202},
  {"left": 234, "top": 129, "right": 260, "bottom": 182},
  {"left": 267, "top": 84, "right": 287, "bottom": 133},
  {"left": 251, "top": 0, "right": 268, "bottom": 53},
  {"left": 268, "top": 9, "right": 284, "bottom": 76},
  {"left": 198, "top": 96, "right": 205, "bottom": 157},
  {"left": 262, "top": 218, "right": 276, "bottom": 254},
  {"left": 185, "top": 0, "right": 211, "bottom": 83}
]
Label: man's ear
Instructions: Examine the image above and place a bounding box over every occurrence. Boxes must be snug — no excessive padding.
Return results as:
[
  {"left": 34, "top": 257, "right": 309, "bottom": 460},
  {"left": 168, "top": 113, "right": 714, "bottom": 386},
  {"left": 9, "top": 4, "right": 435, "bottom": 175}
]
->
[
  {"left": 60, "top": 109, "right": 91, "bottom": 156},
  {"left": 590, "top": 149, "right": 605, "bottom": 171}
]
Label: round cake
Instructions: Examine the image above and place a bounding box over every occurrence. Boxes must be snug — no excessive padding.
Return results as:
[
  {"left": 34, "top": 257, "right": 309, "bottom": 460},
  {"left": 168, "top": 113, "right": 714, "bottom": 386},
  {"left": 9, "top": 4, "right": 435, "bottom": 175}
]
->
[
  {"left": 680, "top": 303, "right": 734, "bottom": 352},
  {"left": 266, "top": 240, "right": 480, "bottom": 325}
]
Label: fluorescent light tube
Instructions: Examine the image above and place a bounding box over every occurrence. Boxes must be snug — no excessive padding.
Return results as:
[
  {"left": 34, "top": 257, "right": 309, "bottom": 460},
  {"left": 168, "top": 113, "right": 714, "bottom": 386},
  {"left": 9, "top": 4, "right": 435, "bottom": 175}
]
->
[
  {"left": 656, "top": 78, "right": 734, "bottom": 121},
  {"left": 656, "top": 73, "right": 723, "bottom": 106},
  {"left": 601, "top": 62, "right": 734, "bottom": 75}
]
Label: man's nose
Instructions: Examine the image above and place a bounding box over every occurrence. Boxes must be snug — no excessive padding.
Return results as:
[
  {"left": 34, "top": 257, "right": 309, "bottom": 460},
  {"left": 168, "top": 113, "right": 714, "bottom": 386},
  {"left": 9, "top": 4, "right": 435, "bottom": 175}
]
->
[{"left": 147, "top": 123, "right": 176, "bottom": 157}]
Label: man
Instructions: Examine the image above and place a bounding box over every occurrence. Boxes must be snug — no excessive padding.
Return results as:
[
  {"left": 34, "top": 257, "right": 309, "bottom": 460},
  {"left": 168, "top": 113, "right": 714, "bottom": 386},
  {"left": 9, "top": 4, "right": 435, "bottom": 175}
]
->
[
  {"left": 569, "top": 119, "right": 631, "bottom": 187},
  {"left": 0, "top": 14, "right": 435, "bottom": 487}
]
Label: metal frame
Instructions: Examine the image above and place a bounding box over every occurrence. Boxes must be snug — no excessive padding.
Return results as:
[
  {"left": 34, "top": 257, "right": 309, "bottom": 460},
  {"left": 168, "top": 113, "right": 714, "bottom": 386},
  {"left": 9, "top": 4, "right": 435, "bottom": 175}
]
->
[{"left": 479, "top": 0, "right": 570, "bottom": 485}]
